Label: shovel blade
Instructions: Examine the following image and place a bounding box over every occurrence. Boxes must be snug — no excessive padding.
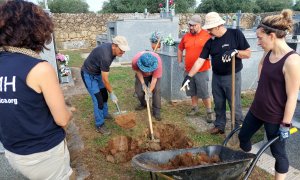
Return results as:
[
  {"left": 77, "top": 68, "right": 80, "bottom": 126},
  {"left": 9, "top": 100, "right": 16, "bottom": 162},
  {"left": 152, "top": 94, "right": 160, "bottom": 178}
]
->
[{"left": 113, "top": 110, "right": 127, "bottom": 116}]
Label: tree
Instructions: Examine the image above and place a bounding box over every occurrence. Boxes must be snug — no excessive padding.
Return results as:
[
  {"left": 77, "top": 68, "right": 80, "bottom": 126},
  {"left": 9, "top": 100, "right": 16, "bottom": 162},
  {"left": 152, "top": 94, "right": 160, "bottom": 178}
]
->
[
  {"left": 101, "top": 0, "right": 148, "bottom": 13},
  {"left": 101, "top": 0, "right": 196, "bottom": 13},
  {"left": 45, "top": 0, "right": 89, "bottom": 13},
  {"left": 196, "top": 0, "right": 259, "bottom": 13},
  {"left": 255, "top": 0, "right": 292, "bottom": 12},
  {"left": 293, "top": 1, "right": 300, "bottom": 11}
]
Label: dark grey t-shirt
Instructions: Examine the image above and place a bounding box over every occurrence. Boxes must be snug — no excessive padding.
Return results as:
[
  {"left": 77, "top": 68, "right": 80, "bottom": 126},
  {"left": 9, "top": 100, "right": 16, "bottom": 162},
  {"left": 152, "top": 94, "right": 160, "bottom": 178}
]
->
[{"left": 81, "top": 43, "right": 115, "bottom": 75}]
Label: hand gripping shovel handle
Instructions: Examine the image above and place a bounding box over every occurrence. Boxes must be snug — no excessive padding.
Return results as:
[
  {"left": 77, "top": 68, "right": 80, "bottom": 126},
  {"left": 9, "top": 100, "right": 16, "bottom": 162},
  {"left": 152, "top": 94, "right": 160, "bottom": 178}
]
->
[{"left": 145, "top": 91, "right": 155, "bottom": 140}]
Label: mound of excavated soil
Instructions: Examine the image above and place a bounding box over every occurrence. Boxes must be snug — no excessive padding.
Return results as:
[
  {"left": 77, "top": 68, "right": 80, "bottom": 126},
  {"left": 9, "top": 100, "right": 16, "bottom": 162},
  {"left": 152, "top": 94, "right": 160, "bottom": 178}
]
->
[
  {"left": 152, "top": 123, "right": 193, "bottom": 150},
  {"left": 114, "top": 112, "right": 136, "bottom": 129},
  {"left": 101, "top": 123, "right": 193, "bottom": 163}
]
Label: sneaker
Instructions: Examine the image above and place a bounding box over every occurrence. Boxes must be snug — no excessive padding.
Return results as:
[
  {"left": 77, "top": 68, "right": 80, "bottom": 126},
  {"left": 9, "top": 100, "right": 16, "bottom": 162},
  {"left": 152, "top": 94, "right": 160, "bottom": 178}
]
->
[
  {"left": 187, "top": 107, "right": 199, "bottom": 116},
  {"left": 135, "top": 104, "right": 146, "bottom": 111},
  {"left": 96, "top": 124, "right": 111, "bottom": 135},
  {"left": 105, "top": 114, "right": 113, "bottom": 120},
  {"left": 206, "top": 112, "right": 214, "bottom": 123}
]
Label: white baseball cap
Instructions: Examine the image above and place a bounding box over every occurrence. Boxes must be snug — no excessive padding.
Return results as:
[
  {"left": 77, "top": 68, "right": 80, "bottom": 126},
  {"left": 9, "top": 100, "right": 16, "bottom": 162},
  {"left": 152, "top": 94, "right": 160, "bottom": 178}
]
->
[{"left": 112, "top": 36, "right": 130, "bottom": 51}]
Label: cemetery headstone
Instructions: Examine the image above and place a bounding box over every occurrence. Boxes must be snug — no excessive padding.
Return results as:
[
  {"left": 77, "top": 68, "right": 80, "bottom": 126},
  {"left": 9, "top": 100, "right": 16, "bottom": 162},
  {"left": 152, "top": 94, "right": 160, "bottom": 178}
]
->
[
  {"left": 236, "top": 10, "right": 242, "bottom": 29},
  {"left": 253, "top": 15, "right": 261, "bottom": 28}
]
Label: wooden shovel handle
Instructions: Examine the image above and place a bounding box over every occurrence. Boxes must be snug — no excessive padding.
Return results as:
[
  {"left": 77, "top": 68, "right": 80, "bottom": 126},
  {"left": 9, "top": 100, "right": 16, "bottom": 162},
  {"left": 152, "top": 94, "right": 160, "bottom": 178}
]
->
[
  {"left": 231, "top": 56, "right": 236, "bottom": 131},
  {"left": 145, "top": 91, "right": 154, "bottom": 140},
  {"left": 153, "top": 38, "right": 161, "bottom": 52}
]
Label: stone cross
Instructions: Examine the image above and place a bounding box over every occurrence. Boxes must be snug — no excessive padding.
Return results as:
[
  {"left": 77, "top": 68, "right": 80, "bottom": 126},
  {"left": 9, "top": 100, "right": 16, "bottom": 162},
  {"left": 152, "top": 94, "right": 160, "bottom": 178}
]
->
[
  {"left": 253, "top": 15, "right": 261, "bottom": 27},
  {"left": 236, "top": 10, "right": 242, "bottom": 29},
  {"left": 223, "top": 14, "right": 230, "bottom": 26}
]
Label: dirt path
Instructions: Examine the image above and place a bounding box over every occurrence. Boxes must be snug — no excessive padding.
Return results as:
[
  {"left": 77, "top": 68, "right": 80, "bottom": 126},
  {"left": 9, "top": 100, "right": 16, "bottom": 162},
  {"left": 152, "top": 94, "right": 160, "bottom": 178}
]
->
[
  {"left": 62, "top": 67, "right": 90, "bottom": 179},
  {"left": 61, "top": 67, "right": 88, "bottom": 97}
]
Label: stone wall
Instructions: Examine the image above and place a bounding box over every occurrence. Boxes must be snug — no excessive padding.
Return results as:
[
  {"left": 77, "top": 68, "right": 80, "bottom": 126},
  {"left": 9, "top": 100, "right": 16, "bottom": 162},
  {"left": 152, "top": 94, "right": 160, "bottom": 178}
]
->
[{"left": 53, "top": 12, "right": 299, "bottom": 50}]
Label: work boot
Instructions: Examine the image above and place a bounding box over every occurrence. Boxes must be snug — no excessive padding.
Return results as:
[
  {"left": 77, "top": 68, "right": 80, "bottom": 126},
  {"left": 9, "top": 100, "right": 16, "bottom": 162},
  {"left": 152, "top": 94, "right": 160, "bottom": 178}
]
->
[
  {"left": 96, "top": 124, "right": 111, "bottom": 135},
  {"left": 135, "top": 104, "right": 146, "bottom": 111},
  {"left": 105, "top": 114, "right": 113, "bottom": 120},
  {"left": 187, "top": 106, "right": 199, "bottom": 116},
  {"left": 206, "top": 112, "right": 214, "bottom": 123},
  {"left": 209, "top": 127, "right": 224, "bottom": 135},
  {"left": 153, "top": 114, "right": 162, "bottom": 121}
]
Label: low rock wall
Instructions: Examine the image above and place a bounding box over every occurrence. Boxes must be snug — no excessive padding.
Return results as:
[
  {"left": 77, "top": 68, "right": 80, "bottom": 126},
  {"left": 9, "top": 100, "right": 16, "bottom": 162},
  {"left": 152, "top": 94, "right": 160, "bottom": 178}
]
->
[{"left": 53, "top": 12, "right": 299, "bottom": 50}]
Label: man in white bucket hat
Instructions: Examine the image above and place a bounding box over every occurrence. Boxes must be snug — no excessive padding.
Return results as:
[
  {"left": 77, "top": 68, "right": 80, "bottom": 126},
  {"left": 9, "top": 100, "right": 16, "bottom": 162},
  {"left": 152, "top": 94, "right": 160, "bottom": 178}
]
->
[{"left": 181, "top": 12, "right": 251, "bottom": 135}]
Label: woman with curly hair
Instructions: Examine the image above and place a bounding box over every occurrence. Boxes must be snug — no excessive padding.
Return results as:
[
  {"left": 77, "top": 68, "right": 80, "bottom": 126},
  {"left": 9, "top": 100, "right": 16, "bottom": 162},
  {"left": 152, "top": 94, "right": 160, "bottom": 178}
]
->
[
  {"left": 0, "top": 1, "right": 73, "bottom": 179},
  {"left": 238, "top": 9, "right": 300, "bottom": 180}
]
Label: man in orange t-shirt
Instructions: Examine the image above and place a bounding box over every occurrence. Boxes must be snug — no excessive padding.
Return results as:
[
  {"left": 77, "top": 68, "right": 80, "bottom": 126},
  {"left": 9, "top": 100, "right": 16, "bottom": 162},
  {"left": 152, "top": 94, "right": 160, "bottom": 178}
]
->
[{"left": 178, "top": 14, "right": 213, "bottom": 122}]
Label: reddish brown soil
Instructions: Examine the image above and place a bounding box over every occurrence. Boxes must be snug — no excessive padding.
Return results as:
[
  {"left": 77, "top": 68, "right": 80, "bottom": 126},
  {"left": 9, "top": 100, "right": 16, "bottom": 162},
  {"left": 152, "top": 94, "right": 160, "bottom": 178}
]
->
[
  {"left": 114, "top": 112, "right": 136, "bottom": 129},
  {"left": 101, "top": 123, "right": 193, "bottom": 164},
  {"left": 159, "top": 152, "right": 220, "bottom": 170}
]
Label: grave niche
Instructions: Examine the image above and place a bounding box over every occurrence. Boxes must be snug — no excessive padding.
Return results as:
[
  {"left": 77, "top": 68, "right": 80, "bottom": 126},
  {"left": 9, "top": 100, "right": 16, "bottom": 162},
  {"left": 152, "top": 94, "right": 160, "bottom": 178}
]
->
[
  {"left": 286, "top": 21, "right": 300, "bottom": 52},
  {"left": 286, "top": 15, "right": 300, "bottom": 52}
]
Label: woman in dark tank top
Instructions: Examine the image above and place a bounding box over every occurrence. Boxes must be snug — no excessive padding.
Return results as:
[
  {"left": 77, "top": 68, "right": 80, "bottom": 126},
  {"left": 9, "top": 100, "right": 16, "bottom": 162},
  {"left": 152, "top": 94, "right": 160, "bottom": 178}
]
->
[{"left": 238, "top": 9, "right": 300, "bottom": 180}]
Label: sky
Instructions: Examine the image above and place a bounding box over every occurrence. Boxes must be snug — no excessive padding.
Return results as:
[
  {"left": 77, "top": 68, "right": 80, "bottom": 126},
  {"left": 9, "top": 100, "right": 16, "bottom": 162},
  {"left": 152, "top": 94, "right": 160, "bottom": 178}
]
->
[
  {"left": 28, "top": 0, "right": 202, "bottom": 13},
  {"left": 28, "top": 0, "right": 106, "bottom": 12}
]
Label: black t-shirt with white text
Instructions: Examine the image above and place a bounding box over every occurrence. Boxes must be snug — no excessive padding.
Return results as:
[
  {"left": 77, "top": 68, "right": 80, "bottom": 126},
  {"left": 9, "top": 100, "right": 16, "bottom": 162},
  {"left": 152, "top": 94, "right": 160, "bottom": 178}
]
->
[
  {"left": 200, "top": 29, "right": 250, "bottom": 75},
  {"left": 81, "top": 43, "right": 116, "bottom": 75}
]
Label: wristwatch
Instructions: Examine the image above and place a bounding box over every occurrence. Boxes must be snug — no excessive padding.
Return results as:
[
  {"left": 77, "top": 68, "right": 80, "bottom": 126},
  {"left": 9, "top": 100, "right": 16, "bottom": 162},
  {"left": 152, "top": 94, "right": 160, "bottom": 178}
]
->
[{"left": 281, "top": 123, "right": 292, "bottom": 128}]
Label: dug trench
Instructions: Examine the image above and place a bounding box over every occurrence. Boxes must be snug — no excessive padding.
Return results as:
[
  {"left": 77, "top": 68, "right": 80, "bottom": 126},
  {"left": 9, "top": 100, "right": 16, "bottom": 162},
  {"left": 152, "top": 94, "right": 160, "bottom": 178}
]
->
[
  {"left": 66, "top": 111, "right": 194, "bottom": 178},
  {"left": 101, "top": 123, "right": 194, "bottom": 164},
  {"left": 62, "top": 68, "right": 195, "bottom": 178},
  {"left": 62, "top": 67, "right": 271, "bottom": 179}
]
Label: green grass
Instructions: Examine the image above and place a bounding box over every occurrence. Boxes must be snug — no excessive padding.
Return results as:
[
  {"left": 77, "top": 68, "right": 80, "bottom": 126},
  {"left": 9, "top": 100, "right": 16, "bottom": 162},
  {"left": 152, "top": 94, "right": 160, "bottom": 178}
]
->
[
  {"left": 190, "top": 132, "right": 224, "bottom": 146},
  {"left": 60, "top": 49, "right": 91, "bottom": 67},
  {"left": 93, "top": 136, "right": 111, "bottom": 147},
  {"left": 67, "top": 50, "right": 269, "bottom": 179}
]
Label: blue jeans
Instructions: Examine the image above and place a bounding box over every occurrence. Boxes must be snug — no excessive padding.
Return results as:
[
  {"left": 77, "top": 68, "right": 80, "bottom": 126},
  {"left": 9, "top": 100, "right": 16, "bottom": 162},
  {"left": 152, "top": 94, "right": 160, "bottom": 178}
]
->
[
  {"left": 212, "top": 72, "right": 243, "bottom": 131},
  {"left": 81, "top": 71, "right": 108, "bottom": 127}
]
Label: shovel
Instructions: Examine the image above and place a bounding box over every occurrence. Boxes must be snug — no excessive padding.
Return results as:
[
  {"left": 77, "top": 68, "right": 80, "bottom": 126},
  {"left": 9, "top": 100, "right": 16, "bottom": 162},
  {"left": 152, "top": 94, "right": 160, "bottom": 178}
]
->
[
  {"left": 113, "top": 102, "right": 127, "bottom": 115},
  {"left": 229, "top": 55, "right": 238, "bottom": 145},
  {"left": 145, "top": 89, "right": 160, "bottom": 142},
  {"left": 113, "top": 101, "right": 136, "bottom": 129}
]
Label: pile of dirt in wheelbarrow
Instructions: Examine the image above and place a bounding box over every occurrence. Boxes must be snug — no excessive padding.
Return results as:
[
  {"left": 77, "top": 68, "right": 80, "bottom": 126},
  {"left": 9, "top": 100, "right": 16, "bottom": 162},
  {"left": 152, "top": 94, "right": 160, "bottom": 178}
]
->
[
  {"left": 158, "top": 152, "right": 221, "bottom": 170},
  {"left": 100, "top": 123, "right": 193, "bottom": 163}
]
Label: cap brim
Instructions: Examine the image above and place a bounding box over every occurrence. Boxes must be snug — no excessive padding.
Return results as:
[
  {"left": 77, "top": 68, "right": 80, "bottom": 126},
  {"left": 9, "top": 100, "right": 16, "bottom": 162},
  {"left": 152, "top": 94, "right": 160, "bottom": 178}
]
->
[
  {"left": 188, "top": 20, "right": 201, "bottom": 25},
  {"left": 188, "top": 20, "right": 196, "bottom": 25},
  {"left": 202, "top": 20, "right": 225, "bottom": 29},
  {"left": 137, "top": 64, "right": 158, "bottom": 73},
  {"left": 119, "top": 45, "right": 130, "bottom": 51}
]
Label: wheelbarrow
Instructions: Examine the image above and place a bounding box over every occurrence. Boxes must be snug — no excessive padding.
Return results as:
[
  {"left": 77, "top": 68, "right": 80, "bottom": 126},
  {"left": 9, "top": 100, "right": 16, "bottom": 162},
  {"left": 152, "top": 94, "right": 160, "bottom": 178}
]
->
[{"left": 132, "top": 127, "right": 298, "bottom": 180}]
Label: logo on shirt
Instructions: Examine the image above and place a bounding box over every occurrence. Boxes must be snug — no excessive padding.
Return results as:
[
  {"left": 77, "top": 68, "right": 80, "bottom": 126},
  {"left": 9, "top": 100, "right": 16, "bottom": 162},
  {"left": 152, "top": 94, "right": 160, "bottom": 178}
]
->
[
  {"left": 0, "top": 76, "right": 18, "bottom": 105},
  {"left": 222, "top": 44, "right": 230, "bottom": 48}
]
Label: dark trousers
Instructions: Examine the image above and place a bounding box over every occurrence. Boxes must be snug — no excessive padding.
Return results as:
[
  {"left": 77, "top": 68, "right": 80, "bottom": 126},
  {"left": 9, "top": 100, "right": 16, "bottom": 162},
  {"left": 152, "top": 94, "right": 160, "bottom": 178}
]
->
[
  {"left": 135, "top": 75, "right": 161, "bottom": 116},
  {"left": 238, "top": 111, "right": 289, "bottom": 173},
  {"left": 212, "top": 72, "right": 243, "bottom": 131}
]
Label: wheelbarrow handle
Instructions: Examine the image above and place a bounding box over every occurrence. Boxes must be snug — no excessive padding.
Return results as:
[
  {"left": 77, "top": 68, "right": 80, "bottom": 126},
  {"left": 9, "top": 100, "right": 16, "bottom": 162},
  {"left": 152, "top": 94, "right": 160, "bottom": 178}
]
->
[
  {"left": 222, "top": 125, "right": 242, "bottom": 146},
  {"left": 243, "top": 127, "right": 298, "bottom": 180}
]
